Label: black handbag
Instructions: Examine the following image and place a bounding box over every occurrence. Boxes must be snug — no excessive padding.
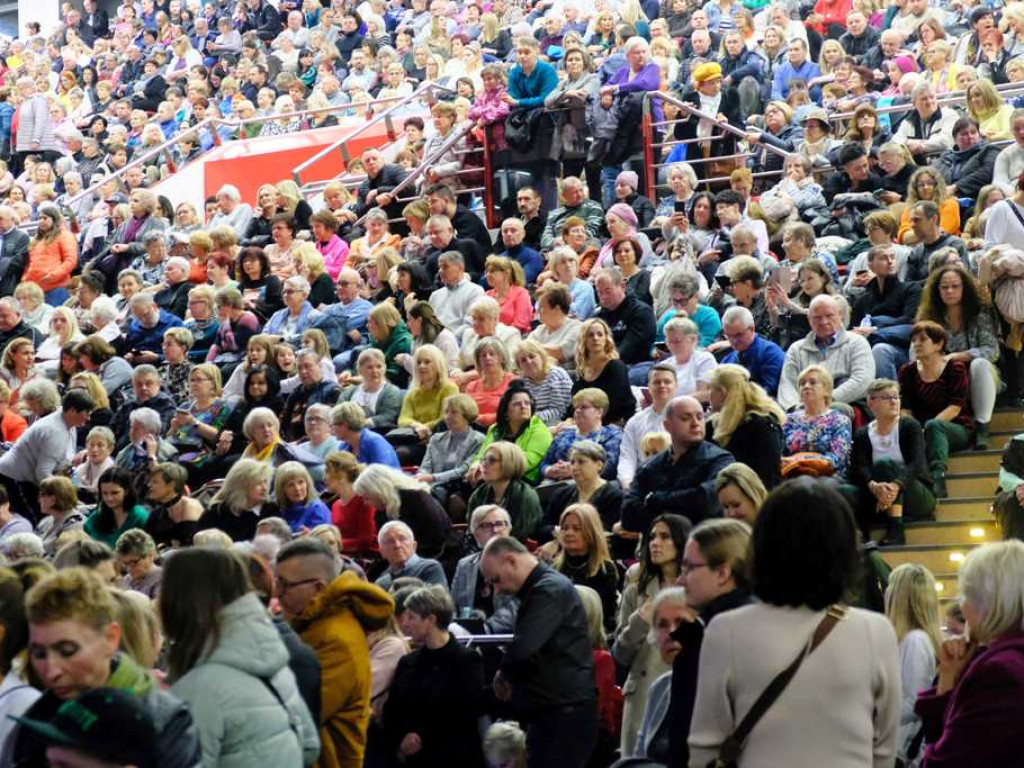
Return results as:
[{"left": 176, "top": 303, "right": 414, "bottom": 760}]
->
[{"left": 707, "top": 605, "right": 847, "bottom": 768}]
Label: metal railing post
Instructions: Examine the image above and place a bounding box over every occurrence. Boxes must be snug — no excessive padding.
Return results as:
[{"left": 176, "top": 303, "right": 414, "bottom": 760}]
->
[{"left": 642, "top": 98, "right": 656, "bottom": 201}]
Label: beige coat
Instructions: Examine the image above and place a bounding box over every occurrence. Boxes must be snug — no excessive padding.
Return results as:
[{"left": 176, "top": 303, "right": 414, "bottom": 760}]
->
[{"left": 613, "top": 565, "right": 670, "bottom": 758}]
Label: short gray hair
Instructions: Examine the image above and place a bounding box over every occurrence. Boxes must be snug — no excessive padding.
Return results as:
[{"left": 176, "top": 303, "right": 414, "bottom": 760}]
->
[
  {"left": 19, "top": 379, "right": 60, "bottom": 414},
  {"left": 722, "top": 305, "right": 755, "bottom": 328},
  {"left": 217, "top": 184, "right": 242, "bottom": 201},
  {"left": 129, "top": 407, "right": 162, "bottom": 435},
  {"left": 133, "top": 364, "right": 159, "bottom": 380},
  {"left": 5, "top": 532, "right": 44, "bottom": 560},
  {"left": 242, "top": 407, "right": 280, "bottom": 440},
  {"left": 377, "top": 519, "right": 415, "bottom": 545},
  {"left": 469, "top": 504, "right": 512, "bottom": 534},
  {"left": 166, "top": 256, "right": 190, "bottom": 273},
  {"left": 89, "top": 296, "right": 118, "bottom": 326}
]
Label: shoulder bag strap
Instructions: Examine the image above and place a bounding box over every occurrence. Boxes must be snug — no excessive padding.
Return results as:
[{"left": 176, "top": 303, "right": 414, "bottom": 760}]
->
[
  {"left": 260, "top": 676, "right": 300, "bottom": 739},
  {"left": 714, "top": 605, "right": 848, "bottom": 767},
  {"left": 1007, "top": 200, "right": 1024, "bottom": 231}
]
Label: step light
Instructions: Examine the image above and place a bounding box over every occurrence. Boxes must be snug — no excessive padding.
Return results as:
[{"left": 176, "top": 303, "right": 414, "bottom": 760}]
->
[
  {"left": 969, "top": 527, "right": 986, "bottom": 539},
  {"left": 935, "top": 582, "right": 945, "bottom": 593},
  {"left": 949, "top": 552, "right": 965, "bottom": 564}
]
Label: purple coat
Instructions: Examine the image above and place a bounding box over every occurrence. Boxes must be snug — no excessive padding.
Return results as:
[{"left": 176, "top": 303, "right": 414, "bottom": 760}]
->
[{"left": 916, "top": 632, "right": 1024, "bottom": 766}]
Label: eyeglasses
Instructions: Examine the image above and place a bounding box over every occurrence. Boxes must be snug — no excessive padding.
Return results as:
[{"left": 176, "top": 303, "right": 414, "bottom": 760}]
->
[
  {"left": 477, "top": 520, "right": 509, "bottom": 532},
  {"left": 482, "top": 455, "right": 501, "bottom": 465},
  {"left": 869, "top": 394, "right": 900, "bottom": 403}
]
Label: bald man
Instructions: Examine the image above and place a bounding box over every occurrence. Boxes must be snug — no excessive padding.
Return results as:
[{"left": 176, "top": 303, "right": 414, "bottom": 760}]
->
[{"left": 620, "top": 396, "right": 734, "bottom": 532}]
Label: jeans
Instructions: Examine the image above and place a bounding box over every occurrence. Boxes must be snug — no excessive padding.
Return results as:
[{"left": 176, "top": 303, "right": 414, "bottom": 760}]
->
[
  {"left": 872, "top": 343, "right": 909, "bottom": 381},
  {"left": 924, "top": 419, "right": 972, "bottom": 476},
  {"left": 44, "top": 287, "right": 70, "bottom": 306},
  {"left": 629, "top": 360, "right": 656, "bottom": 386}
]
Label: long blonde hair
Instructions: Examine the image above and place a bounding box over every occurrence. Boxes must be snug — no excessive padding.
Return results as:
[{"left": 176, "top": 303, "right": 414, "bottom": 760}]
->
[
  {"left": 554, "top": 503, "right": 613, "bottom": 578},
  {"left": 885, "top": 564, "right": 942, "bottom": 654},
  {"left": 708, "top": 364, "right": 785, "bottom": 445}
]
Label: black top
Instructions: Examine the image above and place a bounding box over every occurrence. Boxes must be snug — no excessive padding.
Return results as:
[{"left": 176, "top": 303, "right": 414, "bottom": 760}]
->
[
  {"left": 570, "top": 359, "right": 637, "bottom": 426},
  {"left": 711, "top": 413, "right": 784, "bottom": 490},
  {"left": 384, "top": 635, "right": 486, "bottom": 767},
  {"left": 542, "top": 481, "right": 623, "bottom": 541},
  {"left": 849, "top": 416, "right": 933, "bottom": 491},
  {"left": 621, "top": 441, "right": 735, "bottom": 532},
  {"left": 557, "top": 554, "right": 618, "bottom": 632},
  {"left": 373, "top": 489, "right": 451, "bottom": 559},
  {"left": 194, "top": 501, "right": 280, "bottom": 542},
  {"left": 595, "top": 294, "right": 657, "bottom": 366},
  {"left": 308, "top": 271, "right": 335, "bottom": 309},
  {"left": 501, "top": 563, "right": 597, "bottom": 714},
  {"left": 274, "top": 616, "right": 322, "bottom": 726}
]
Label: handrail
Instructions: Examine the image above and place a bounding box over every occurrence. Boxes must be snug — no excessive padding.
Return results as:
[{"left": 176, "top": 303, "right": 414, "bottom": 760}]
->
[
  {"left": 353, "top": 120, "right": 478, "bottom": 229},
  {"left": 291, "top": 81, "right": 456, "bottom": 188},
  {"left": 828, "top": 80, "right": 1024, "bottom": 122},
  {"left": 53, "top": 88, "right": 452, "bottom": 229}
]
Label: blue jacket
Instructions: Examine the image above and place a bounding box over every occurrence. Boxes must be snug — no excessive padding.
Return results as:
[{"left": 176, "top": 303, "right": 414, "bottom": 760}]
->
[
  {"left": 722, "top": 333, "right": 785, "bottom": 396},
  {"left": 340, "top": 428, "right": 401, "bottom": 468},
  {"left": 123, "top": 309, "right": 186, "bottom": 359},
  {"left": 500, "top": 243, "right": 545, "bottom": 285},
  {"left": 508, "top": 60, "right": 558, "bottom": 109},
  {"left": 719, "top": 49, "right": 763, "bottom": 83},
  {"left": 280, "top": 499, "right": 332, "bottom": 533}
]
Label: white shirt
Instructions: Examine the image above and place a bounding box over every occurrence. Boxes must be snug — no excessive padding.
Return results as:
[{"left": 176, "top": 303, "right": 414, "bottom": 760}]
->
[
  {"left": 674, "top": 349, "right": 718, "bottom": 397},
  {"left": 618, "top": 404, "right": 668, "bottom": 489},
  {"left": 868, "top": 420, "right": 905, "bottom": 466}
]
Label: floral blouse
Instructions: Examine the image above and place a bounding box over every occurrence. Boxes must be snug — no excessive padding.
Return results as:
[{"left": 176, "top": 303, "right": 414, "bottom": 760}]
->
[
  {"left": 783, "top": 408, "right": 853, "bottom": 478},
  {"left": 169, "top": 398, "right": 233, "bottom": 466}
]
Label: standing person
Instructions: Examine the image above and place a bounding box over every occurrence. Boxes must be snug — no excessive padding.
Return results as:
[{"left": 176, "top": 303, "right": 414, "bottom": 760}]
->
[
  {"left": 159, "top": 548, "right": 321, "bottom": 766},
  {"left": 12, "top": 77, "right": 59, "bottom": 175},
  {"left": 480, "top": 536, "right": 598, "bottom": 768},
  {"left": 275, "top": 538, "right": 394, "bottom": 768},
  {"left": 384, "top": 585, "right": 486, "bottom": 767},
  {"left": 687, "top": 479, "right": 901, "bottom": 767},
  {"left": 884, "top": 564, "right": 941, "bottom": 767}
]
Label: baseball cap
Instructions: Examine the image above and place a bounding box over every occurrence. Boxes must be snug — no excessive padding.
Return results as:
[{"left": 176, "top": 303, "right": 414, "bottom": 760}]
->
[{"left": 12, "top": 688, "right": 158, "bottom": 768}]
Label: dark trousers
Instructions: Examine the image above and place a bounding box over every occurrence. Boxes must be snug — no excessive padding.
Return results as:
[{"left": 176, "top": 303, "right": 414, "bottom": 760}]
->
[
  {"left": 839, "top": 458, "right": 937, "bottom": 535},
  {"left": 526, "top": 702, "right": 598, "bottom": 768}
]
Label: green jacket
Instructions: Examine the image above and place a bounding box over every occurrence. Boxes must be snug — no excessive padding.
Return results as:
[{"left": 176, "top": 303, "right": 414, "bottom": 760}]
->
[
  {"left": 83, "top": 504, "right": 150, "bottom": 549},
  {"left": 476, "top": 416, "right": 553, "bottom": 484},
  {"left": 374, "top": 322, "right": 413, "bottom": 389},
  {"left": 467, "top": 478, "right": 543, "bottom": 542}
]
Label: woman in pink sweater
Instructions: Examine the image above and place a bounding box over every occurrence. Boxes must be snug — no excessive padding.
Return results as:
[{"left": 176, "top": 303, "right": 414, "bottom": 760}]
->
[{"left": 24, "top": 205, "right": 78, "bottom": 304}]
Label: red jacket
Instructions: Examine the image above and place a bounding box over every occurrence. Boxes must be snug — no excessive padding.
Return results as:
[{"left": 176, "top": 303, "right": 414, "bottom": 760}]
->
[
  {"left": 23, "top": 230, "right": 78, "bottom": 292},
  {"left": 807, "top": 0, "right": 852, "bottom": 35}
]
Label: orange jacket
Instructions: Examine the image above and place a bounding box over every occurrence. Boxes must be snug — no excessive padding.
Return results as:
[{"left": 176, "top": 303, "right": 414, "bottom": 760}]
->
[{"left": 23, "top": 230, "right": 78, "bottom": 292}]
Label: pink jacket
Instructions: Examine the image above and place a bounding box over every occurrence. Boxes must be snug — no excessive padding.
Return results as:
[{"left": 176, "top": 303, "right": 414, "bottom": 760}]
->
[
  {"left": 317, "top": 234, "right": 350, "bottom": 280},
  {"left": 488, "top": 285, "right": 533, "bottom": 334},
  {"left": 468, "top": 87, "right": 510, "bottom": 151}
]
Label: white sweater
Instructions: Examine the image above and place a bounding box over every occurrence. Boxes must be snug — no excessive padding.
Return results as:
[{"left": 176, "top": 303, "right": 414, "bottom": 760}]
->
[{"left": 689, "top": 603, "right": 901, "bottom": 768}]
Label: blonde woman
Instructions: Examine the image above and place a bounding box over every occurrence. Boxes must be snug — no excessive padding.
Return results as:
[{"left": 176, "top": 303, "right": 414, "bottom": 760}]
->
[
  {"left": 715, "top": 462, "right": 768, "bottom": 524},
  {"left": 965, "top": 79, "right": 1014, "bottom": 141},
  {"left": 465, "top": 441, "right": 542, "bottom": 541},
  {"left": 707, "top": 364, "right": 786, "bottom": 488},
  {"left": 273, "top": 460, "right": 331, "bottom": 532},
  {"left": 0, "top": 337, "right": 39, "bottom": 395},
  {"left": 782, "top": 365, "right": 853, "bottom": 478},
  {"left": 14, "top": 281, "right": 53, "bottom": 335},
  {"left": 36, "top": 306, "right": 84, "bottom": 376},
  {"left": 897, "top": 165, "right": 961, "bottom": 243},
  {"left": 551, "top": 503, "right": 618, "bottom": 630},
  {"left": 923, "top": 40, "right": 961, "bottom": 94},
  {"left": 419, "top": 101, "right": 466, "bottom": 190},
  {"left": 351, "top": 464, "right": 450, "bottom": 557},
  {"left": 291, "top": 243, "right": 334, "bottom": 308},
  {"left": 396, "top": 344, "right": 460, "bottom": 440},
  {"left": 275, "top": 179, "right": 313, "bottom": 231},
  {"left": 884, "top": 564, "right": 941, "bottom": 765},
  {"left": 572, "top": 316, "right": 636, "bottom": 425}
]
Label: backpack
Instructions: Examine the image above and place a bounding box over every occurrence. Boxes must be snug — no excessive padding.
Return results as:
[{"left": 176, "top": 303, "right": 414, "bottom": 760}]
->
[{"left": 811, "top": 194, "right": 884, "bottom": 240}]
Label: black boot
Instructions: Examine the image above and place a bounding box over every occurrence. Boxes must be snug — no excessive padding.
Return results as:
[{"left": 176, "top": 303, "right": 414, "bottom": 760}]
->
[
  {"left": 879, "top": 518, "right": 906, "bottom": 547},
  {"left": 974, "top": 422, "right": 990, "bottom": 451},
  {"left": 933, "top": 471, "right": 948, "bottom": 499}
]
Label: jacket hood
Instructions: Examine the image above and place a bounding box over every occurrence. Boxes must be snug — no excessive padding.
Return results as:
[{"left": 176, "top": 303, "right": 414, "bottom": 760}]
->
[
  {"left": 198, "top": 593, "right": 290, "bottom": 679},
  {"left": 949, "top": 140, "right": 992, "bottom": 160},
  {"left": 293, "top": 570, "right": 394, "bottom": 634},
  {"left": 107, "top": 652, "right": 157, "bottom": 696}
]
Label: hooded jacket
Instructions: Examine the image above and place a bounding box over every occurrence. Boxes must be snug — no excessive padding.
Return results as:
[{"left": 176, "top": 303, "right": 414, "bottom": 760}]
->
[
  {"left": 170, "top": 593, "right": 321, "bottom": 768},
  {"left": 933, "top": 140, "right": 1002, "bottom": 200},
  {"left": 11, "top": 653, "right": 202, "bottom": 768},
  {"left": 290, "top": 571, "right": 394, "bottom": 768}
]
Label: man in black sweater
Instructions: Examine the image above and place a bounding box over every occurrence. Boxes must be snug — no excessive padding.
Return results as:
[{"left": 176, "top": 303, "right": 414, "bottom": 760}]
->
[
  {"left": 849, "top": 245, "right": 923, "bottom": 380},
  {"left": 423, "top": 216, "right": 485, "bottom": 284},
  {"left": 481, "top": 536, "right": 598, "bottom": 768},
  {"left": 426, "top": 183, "right": 493, "bottom": 255},
  {"left": 838, "top": 10, "right": 880, "bottom": 63},
  {"left": 594, "top": 267, "right": 656, "bottom": 365}
]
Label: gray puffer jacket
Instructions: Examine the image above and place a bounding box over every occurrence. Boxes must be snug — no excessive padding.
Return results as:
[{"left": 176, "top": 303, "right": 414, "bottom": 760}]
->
[{"left": 170, "top": 593, "right": 321, "bottom": 768}]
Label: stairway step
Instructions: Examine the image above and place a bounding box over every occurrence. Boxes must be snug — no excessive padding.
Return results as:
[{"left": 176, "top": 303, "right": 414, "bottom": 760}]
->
[
  {"left": 946, "top": 472, "right": 1001, "bottom": 498},
  {"left": 948, "top": 450, "right": 1004, "bottom": 472},
  {"left": 880, "top": 543, "right": 981, "bottom": 572},
  {"left": 990, "top": 431, "right": 1015, "bottom": 449},
  {"left": 934, "top": 497, "right": 995, "bottom": 522},
  {"left": 871, "top": 519, "right": 999, "bottom": 546},
  {"left": 990, "top": 411, "right": 1022, "bottom": 432}
]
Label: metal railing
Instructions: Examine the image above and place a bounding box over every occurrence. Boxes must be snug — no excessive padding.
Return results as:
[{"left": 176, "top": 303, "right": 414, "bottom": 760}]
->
[
  {"left": 353, "top": 120, "right": 487, "bottom": 228},
  {"left": 291, "top": 81, "right": 456, "bottom": 189},
  {"left": 51, "top": 87, "right": 453, "bottom": 229},
  {"left": 643, "top": 90, "right": 793, "bottom": 192}
]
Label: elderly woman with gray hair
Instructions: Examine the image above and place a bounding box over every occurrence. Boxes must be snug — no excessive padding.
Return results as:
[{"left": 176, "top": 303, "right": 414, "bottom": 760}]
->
[
  {"left": 451, "top": 504, "right": 520, "bottom": 632},
  {"left": 353, "top": 464, "right": 452, "bottom": 559},
  {"left": 93, "top": 188, "right": 168, "bottom": 292},
  {"left": 237, "top": 406, "right": 323, "bottom": 476},
  {"left": 149, "top": 255, "right": 192, "bottom": 319},
  {"left": 263, "top": 274, "right": 324, "bottom": 346}
]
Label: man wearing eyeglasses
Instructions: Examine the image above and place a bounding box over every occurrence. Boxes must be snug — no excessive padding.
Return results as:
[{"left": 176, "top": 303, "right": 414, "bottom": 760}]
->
[
  {"left": 276, "top": 538, "right": 394, "bottom": 768},
  {"left": 451, "top": 505, "right": 520, "bottom": 632},
  {"left": 718, "top": 305, "right": 785, "bottom": 397}
]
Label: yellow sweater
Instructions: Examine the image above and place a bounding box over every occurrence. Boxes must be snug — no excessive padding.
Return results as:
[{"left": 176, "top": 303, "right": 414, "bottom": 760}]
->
[{"left": 397, "top": 380, "right": 460, "bottom": 428}]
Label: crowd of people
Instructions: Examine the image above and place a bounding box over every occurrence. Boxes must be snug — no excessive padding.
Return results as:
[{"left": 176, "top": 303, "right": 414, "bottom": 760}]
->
[{"left": 1, "top": 0, "right": 1024, "bottom": 765}]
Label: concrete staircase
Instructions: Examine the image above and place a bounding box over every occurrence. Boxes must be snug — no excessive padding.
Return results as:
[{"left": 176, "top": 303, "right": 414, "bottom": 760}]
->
[{"left": 876, "top": 409, "right": 1019, "bottom": 604}]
